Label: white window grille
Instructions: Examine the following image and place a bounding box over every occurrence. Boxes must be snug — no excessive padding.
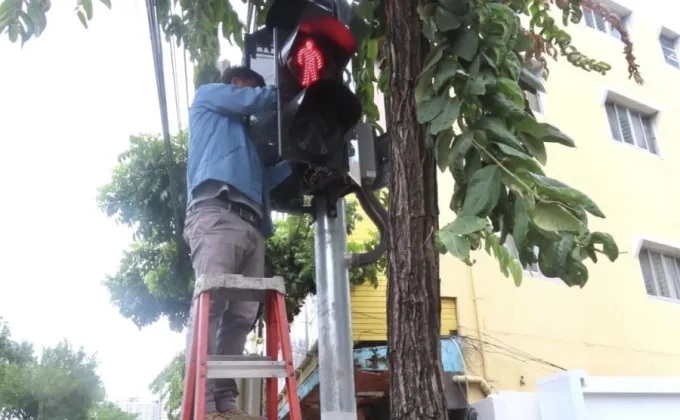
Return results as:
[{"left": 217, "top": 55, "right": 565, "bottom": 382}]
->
[
  {"left": 639, "top": 247, "right": 680, "bottom": 301},
  {"left": 582, "top": 7, "right": 626, "bottom": 40},
  {"left": 604, "top": 101, "right": 658, "bottom": 154},
  {"left": 505, "top": 235, "right": 543, "bottom": 277},
  {"left": 660, "top": 34, "right": 680, "bottom": 68}
]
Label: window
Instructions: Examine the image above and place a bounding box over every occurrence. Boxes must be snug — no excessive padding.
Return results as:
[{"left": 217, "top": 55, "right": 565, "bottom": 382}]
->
[
  {"left": 526, "top": 66, "right": 544, "bottom": 114},
  {"left": 605, "top": 101, "right": 658, "bottom": 154},
  {"left": 505, "top": 235, "right": 543, "bottom": 276},
  {"left": 639, "top": 248, "right": 680, "bottom": 301},
  {"left": 582, "top": 7, "right": 626, "bottom": 40},
  {"left": 660, "top": 33, "right": 679, "bottom": 68}
]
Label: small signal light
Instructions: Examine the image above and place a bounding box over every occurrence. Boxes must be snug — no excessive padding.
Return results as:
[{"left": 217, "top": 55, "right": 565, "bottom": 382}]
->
[{"left": 294, "top": 38, "right": 324, "bottom": 87}]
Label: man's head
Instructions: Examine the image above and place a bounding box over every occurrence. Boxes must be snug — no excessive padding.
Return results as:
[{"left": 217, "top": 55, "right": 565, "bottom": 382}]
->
[{"left": 221, "top": 66, "right": 266, "bottom": 88}]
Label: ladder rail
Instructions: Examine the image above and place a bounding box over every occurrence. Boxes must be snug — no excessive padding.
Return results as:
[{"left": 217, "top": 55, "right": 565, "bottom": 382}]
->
[{"left": 180, "top": 274, "right": 302, "bottom": 420}]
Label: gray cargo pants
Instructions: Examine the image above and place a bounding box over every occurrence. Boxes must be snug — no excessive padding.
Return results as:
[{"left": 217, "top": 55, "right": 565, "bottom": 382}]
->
[{"left": 183, "top": 204, "right": 264, "bottom": 413}]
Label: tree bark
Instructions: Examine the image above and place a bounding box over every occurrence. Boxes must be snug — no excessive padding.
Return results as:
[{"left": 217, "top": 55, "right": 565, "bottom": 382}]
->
[{"left": 384, "top": 0, "right": 448, "bottom": 418}]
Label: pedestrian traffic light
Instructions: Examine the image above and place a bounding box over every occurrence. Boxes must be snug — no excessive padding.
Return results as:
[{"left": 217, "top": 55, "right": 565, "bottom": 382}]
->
[
  {"left": 244, "top": 0, "right": 368, "bottom": 212},
  {"left": 248, "top": 1, "right": 362, "bottom": 174}
]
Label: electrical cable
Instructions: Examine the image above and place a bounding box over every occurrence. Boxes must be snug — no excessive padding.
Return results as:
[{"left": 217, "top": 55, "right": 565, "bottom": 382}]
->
[
  {"left": 168, "top": 1, "right": 183, "bottom": 134},
  {"left": 450, "top": 337, "right": 470, "bottom": 407},
  {"left": 144, "top": 0, "right": 184, "bottom": 246},
  {"left": 182, "top": 47, "right": 191, "bottom": 114}
]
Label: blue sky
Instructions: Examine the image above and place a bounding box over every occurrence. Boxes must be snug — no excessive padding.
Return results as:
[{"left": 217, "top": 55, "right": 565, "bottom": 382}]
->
[{"left": 0, "top": 0, "right": 243, "bottom": 401}]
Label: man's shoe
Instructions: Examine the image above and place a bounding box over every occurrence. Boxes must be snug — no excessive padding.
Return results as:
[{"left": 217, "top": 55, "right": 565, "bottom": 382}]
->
[
  {"left": 205, "top": 412, "right": 226, "bottom": 420},
  {"left": 220, "top": 408, "right": 266, "bottom": 420}
]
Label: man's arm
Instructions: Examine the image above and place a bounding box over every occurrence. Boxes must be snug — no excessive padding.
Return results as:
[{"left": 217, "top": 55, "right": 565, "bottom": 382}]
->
[
  {"left": 192, "top": 83, "right": 277, "bottom": 116},
  {"left": 266, "top": 161, "right": 293, "bottom": 191}
]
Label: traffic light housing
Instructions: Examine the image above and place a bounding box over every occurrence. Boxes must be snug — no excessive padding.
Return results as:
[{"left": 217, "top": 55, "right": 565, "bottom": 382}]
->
[{"left": 246, "top": 0, "right": 363, "bottom": 208}]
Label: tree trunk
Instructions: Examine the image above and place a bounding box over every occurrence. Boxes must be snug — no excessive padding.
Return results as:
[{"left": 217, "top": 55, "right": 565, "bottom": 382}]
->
[{"left": 384, "top": 0, "right": 448, "bottom": 418}]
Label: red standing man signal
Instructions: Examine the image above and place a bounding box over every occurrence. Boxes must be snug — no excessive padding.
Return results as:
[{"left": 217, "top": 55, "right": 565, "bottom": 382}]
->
[{"left": 295, "top": 39, "right": 324, "bottom": 87}]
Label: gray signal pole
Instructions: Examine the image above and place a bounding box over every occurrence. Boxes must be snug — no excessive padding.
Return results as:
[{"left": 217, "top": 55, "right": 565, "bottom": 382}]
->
[{"left": 314, "top": 195, "right": 358, "bottom": 420}]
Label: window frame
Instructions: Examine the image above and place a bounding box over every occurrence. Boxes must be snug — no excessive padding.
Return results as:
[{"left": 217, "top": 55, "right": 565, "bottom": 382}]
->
[
  {"left": 638, "top": 246, "right": 680, "bottom": 303},
  {"left": 581, "top": 6, "right": 628, "bottom": 40},
  {"left": 604, "top": 100, "right": 659, "bottom": 155},
  {"left": 525, "top": 60, "right": 546, "bottom": 116},
  {"left": 659, "top": 32, "right": 680, "bottom": 69},
  {"left": 503, "top": 234, "right": 553, "bottom": 280}
]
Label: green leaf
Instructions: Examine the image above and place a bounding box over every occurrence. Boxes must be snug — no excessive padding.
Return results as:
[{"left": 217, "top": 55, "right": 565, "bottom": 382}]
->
[
  {"left": 590, "top": 232, "right": 619, "bottom": 262},
  {"left": 538, "top": 241, "right": 560, "bottom": 278},
  {"left": 77, "top": 10, "right": 88, "bottom": 28},
  {"left": 433, "top": 56, "right": 458, "bottom": 92},
  {"left": 441, "top": 216, "right": 488, "bottom": 235},
  {"left": 435, "top": 6, "right": 462, "bottom": 32},
  {"left": 100, "top": 0, "right": 112, "bottom": 8},
  {"left": 495, "top": 142, "right": 531, "bottom": 160},
  {"left": 519, "top": 67, "right": 545, "bottom": 93},
  {"left": 555, "top": 234, "right": 575, "bottom": 269},
  {"left": 450, "top": 28, "right": 479, "bottom": 61},
  {"left": 503, "top": 51, "right": 522, "bottom": 81},
  {"left": 526, "top": 173, "right": 605, "bottom": 218},
  {"left": 515, "top": 115, "right": 543, "bottom": 137},
  {"left": 18, "top": 11, "right": 33, "bottom": 42},
  {"left": 439, "top": 230, "right": 471, "bottom": 260},
  {"left": 509, "top": 258, "right": 523, "bottom": 286},
  {"left": 461, "top": 165, "right": 503, "bottom": 217},
  {"left": 435, "top": 128, "right": 455, "bottom": 172},
  {"left": 538, "top": 123, "right": 576, "bottom": 147},
  {"left": 497, "top": 143, "right": 545, "bottom": 176},
  {"left": 516, "top": 117, "right": 576, "bottom": 147},
  {"left": 466, "top": 76, "right": 486, "bottom": 96},
  {"left": 26, "top": 4, "right": 46, "bottom": 37},
  {"left": 497, "top": 77, "right": 525, "bottom": 109},
  {"left": 422, "top": 43, "right": 446, "bottom": 74},
  {"left": 530, "top": 202, "right": 582, "bottom": 233},
  {"left": 429, "top": 96, "right": 461, "bottom": 134},
  {"left": 418, "top": 3, "right": 438, "bottom": 19},
  {"left": 439, "top": 0, "right": 470, "bottom": 15},
  {"left": 479, "top": 116, "right": 523, "bottom": 149},
  {"left": 512, "top": 194, "right": 529, "bottom": 249},
  {"left": 415, "top": 66, "right": 436, "bottom": 104},
  {"left": 518, "top": 132, "right": 547, "bottom": 165},
  {"left": 417, "top": 93, "right": 447, "bottom": 123},
  {"left": 563, "top": 259, "right": 589, "bottom": 288},
  {"left": 451, "top": 130, "right": 474, "bottom": 160},
  {"left": 366, "top": 38, "right": 379, "bottom": 61},
  {"left": 81, "top": 0, "right": 93, "bottom": 20}
]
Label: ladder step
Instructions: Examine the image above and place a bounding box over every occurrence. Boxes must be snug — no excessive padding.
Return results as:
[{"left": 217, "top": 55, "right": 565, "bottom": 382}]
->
[{"left": 206, "top": 355, "right": 289, "bottom": 379}]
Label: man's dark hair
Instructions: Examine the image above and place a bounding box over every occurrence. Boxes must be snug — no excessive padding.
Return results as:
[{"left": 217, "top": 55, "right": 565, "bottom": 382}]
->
[{"left": 221, "top": 65, "right": 265, "bottom": 86}]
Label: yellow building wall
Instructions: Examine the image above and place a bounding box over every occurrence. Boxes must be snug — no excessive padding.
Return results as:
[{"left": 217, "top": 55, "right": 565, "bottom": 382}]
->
[
  {"left": 346, "top": 195, "right": 458, "bottom": 342},
  {"left": 436, "top": 3, "right": 680, "bottom": 399}
]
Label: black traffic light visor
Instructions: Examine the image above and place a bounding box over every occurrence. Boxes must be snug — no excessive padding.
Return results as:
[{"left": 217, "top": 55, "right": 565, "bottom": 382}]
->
[{"left": 283, "top": 79, "right": 362, "bottom": 163}]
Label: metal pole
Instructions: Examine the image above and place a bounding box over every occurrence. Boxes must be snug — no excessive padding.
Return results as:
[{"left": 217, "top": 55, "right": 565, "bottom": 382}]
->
[
  {"left": 273, "top": 27, "right": 284, "bottom": 158},
  {"left": 314, "top": 196, "right": 357, "bottom": 420}
]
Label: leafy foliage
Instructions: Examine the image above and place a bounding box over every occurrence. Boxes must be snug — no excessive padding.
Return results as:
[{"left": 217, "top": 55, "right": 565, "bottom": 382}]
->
[
  {"left": 404, "top": 0, "right": 630, "bottom": 288},
  {"left": 0, "top": 0, "right": 638, "bottom": 293},
  {"left": 149, "top": 352, "right": 184, "bottom": 420},
  {"left": 2, "top": 0, "right": 643, "bottom": 417},
  {"left": 0, "top": 319, "right": 127, "bottom": 420},
  {"left": 98, "top": 133, "right": 379, "bottom": 331},
  {"left": 89, "top": 402, "right": 137, "bottom": 420},
  {"left": 352, "top": 0, "right": 635, "bottom": 288}
]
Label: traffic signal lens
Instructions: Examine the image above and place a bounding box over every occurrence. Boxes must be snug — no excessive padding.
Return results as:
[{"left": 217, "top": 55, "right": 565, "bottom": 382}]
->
[
  {"left": 293, "top": 38, "right": 325, "bottom": 87},
  {"left": 286, "top": 79, "right": 362, "bottom": 163}
]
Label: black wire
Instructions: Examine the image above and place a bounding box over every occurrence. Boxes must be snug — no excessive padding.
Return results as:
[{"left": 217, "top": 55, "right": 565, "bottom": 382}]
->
[{"left": 144, "top": 0, "right": 184, "bottom": 246}]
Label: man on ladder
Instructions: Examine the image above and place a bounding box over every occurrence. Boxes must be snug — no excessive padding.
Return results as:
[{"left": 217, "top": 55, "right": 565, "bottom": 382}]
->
[{"left": 183, "top": 66, "right": 292, "bottom": 420}]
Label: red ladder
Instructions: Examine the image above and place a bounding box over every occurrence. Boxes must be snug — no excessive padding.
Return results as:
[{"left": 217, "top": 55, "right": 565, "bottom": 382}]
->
[{"left": 180, "top": 274, "right": 302, "bottom": 420}]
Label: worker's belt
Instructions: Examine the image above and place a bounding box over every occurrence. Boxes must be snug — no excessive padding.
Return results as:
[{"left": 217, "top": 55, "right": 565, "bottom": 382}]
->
[{"left": 192, "top": 196, "right": 262, "bottom": 230}]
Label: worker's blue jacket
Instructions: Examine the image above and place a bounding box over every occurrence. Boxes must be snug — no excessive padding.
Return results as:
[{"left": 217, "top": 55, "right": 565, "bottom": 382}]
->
[{"left": 186, "top": 83, "right": 291, "bottom": 238}]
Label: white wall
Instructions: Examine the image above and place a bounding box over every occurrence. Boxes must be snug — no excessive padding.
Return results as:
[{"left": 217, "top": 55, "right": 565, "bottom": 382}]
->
[{"left": 471, "top": 370, "right": 680, "bottom": 420}]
